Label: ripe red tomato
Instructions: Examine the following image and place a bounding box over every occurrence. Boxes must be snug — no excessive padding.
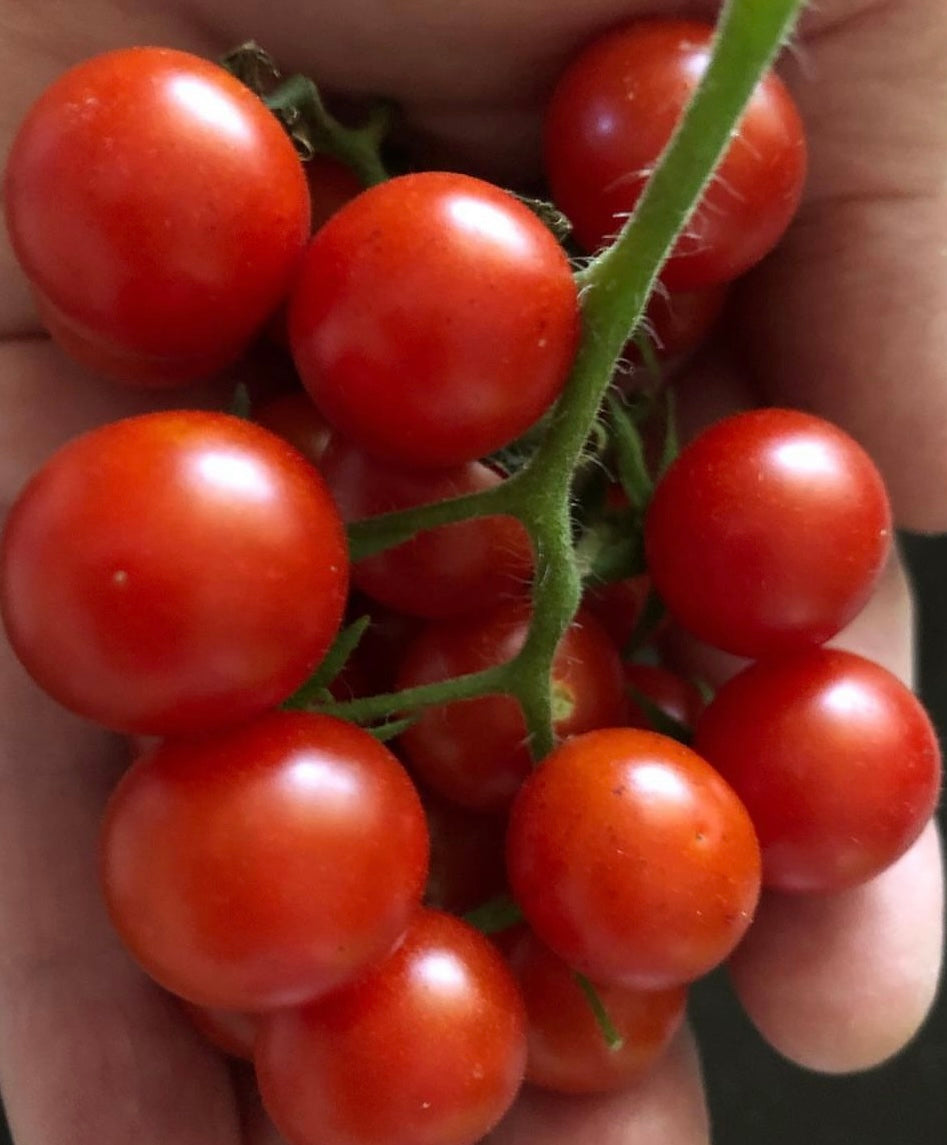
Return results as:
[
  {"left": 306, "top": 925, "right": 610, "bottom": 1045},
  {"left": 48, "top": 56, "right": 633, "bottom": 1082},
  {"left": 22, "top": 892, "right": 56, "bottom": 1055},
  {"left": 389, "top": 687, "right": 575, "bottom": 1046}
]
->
[
  {"left": 289, "top": 171, "right": 580, "bottom": 468},
  {"left": 321, "top": 437, "right": 533, "bottom": 619},
  {"left": 0, "top": 411, "right": 348, "bottom": 735},
  {"left": 627, "top": 285, "right": 728, "bottom": 367},
  {"left": 4, "top": 48, "right": 310, "bottom": 385},
  {"left": 544, "top": 19, "right": 806, "bottom": 289},
  {"left": 501, "top": 926, "right": 686, "bottom": 1095},
  {"left": 396, "top": 603, "right": 627, "bottom": 811},
  {"left": 644, "top": 409, "right": 892, "bottom": 659},
  {"left": 255, "top": 909, "right": 527, "bottom": 1145},
  {"left": 253, "top": 390, "right": 334, "bottom": 465},
  {"left": 623, "top": 663, "right": 705, "bottom": 733},
  {"left": 101, "top": 711, "right": 429, "bottom": 1011},
  {"left": 507, "top": 727, "right": 761, "bottom": 989},
  {"left": 694, "top": 649, "right": 942, "bottom": 893}
]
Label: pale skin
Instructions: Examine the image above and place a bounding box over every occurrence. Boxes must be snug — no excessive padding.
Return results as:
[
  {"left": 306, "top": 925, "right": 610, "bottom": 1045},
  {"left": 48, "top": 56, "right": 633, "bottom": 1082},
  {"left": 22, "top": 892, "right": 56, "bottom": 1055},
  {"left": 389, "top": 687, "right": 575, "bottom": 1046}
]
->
[{"left": 0, "top": 0, "right": 944, "bottom": 1141}]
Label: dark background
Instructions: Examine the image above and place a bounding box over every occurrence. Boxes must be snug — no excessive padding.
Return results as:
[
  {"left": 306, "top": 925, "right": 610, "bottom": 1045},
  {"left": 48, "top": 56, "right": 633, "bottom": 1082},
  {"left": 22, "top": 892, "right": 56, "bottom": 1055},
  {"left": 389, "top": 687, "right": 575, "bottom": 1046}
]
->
[{"left": 1, "top": 534, "right": 945, "bottom": 1144}]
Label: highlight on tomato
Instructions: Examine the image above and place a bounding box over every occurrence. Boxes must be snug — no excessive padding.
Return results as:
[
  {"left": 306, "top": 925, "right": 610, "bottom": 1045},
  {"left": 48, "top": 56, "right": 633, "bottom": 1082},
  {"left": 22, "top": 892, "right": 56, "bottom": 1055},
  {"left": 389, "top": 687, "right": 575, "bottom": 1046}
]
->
[
  {"left": 101, "top": 711, "right": 429, "bottom": 1011},
  {"left": 4, "top": 47, "right": 310, "bottom": 385},
  {"left": 0, "top": 410, "right": 348, "bottom": 735}
]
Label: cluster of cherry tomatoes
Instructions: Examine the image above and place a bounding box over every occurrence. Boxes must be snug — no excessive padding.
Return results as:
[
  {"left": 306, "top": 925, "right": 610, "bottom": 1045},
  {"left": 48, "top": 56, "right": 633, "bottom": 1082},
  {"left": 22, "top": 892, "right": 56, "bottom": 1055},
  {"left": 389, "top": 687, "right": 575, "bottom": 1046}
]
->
[{"left": 0, "top": 17, "right": 940, "bottom": 1145}]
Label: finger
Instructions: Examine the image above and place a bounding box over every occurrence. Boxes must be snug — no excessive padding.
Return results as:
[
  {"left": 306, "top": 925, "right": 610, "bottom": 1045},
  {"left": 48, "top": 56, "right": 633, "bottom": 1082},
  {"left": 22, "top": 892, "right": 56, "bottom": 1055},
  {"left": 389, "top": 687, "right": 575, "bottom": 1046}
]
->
[
  {"left": 486, "top": 1028, "right": 709, "bottom": 1145},
  {"left": 726, "top": 549, "right": 944, "bottom": 1072},
  {"left": 0, "top": 652, "right": 243, "bottom": 1145},
  {"left": 728, "top": 821, "right": 943, "bottom": 1073},
  {"left": 661, "top": 346, "right": 944, "bottom": 1072},
  {"left": 736, "top": 0, "right": 947, "bottom": 530}
]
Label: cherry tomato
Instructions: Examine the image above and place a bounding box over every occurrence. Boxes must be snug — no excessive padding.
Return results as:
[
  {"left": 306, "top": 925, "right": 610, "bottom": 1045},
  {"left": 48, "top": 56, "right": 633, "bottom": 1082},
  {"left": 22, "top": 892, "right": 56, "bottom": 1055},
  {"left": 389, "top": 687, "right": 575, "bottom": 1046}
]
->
[
  {"left": 583, "top": 572, "right": 654, "bottom": 653},
  {"left": 1, "top": 411, "right": 348, "bottom": 735},
  {"left": 627, "top": 285, "right": 728, "bottom": 367},
  {"left": 694, "top": 648, "right": 941, "bottom": 893},
  {"left": 255, "top": 909, "right": 527, "bottom": 1145},
  {"left": 507, "top": 727, "right": 761, "bottom": 989},
  {"left": 502, "top": 926, "right": 686, "bottom": 1095},
  {"left": 623, "top": 663, "right": 705, "bottom": 733},
  {"left": 290, "top": 171, "right": 580, "bottom": 468},
  {"left": 101, "top": 711, "right": 429, "bottom": 1011},
  {"left": 254, "top": 390, "right": 333, "bottom": 464},
  {"left": 266, "top": 156, "right": 363, "bottom": 350},
  {"left": 321, "top": 437, "right": 533, "bottom": 619},
  {"left": 396, "top": 603, "right": 626, "bottom": 811},
  {"left": 544, "top": 19, "right": 806, "bottom": 289},
  {"left": 4, "top": 48, "right": 310, "bottom": 385},
  {"left": 644, "top": 409, "right": 892, "bottom": 659}
]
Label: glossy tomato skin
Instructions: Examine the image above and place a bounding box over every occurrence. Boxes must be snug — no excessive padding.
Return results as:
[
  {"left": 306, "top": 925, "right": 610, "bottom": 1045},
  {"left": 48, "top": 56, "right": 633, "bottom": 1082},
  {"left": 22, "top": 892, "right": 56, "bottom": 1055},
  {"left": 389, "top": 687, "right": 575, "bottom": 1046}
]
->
[
  {"left": 507, "top": 727, "right": 761, "bottom": 989},
  {"left": 0, "top": 411, "right": 348, "bottom": 735},
  {"left": 255, "top": 909, "right": 527, "bottom": 1145},
  {"left": 501, "top": 926, "right": 686, "bottom": 1095},
  {"left": 101, "top": 712, "right": 429, "bottom": 1011},
  {"left": 644, "top": 409, "right": 892, "bottom": 659},
  {"left": 321, "top": 437, "right": 533, "bottom": 619},
  {"left": 5, "top": 48, "right": 310, "bottom": 385},
  {"left": 694, "top": 649, "right": 941, "bottom": 893},
  {"left": 290, "top": 171, "right": 580, "bottom": 468},
  {"left": 544, "top": 20, "right": 806, "bottom": 290},
  {"left": 396, "top": 603, "right": 627, "bottom": 811}
]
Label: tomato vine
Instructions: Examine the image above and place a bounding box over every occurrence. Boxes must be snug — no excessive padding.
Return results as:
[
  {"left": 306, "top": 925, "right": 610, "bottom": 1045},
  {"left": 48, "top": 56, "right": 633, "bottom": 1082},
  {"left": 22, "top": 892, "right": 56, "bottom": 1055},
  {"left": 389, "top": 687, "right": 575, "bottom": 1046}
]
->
[{"left": 296, "top": 0, "right": 807, "bottom": 759}]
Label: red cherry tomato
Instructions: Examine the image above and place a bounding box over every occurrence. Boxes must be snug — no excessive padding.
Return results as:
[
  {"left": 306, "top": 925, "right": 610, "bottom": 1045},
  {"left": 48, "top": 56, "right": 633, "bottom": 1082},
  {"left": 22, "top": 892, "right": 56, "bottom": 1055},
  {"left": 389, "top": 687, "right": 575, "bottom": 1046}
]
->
[
  {"left": 253, "top": 390, "right": 334, "bottom": 465},
  {"left": 694, "top": 648, "right": 941, "bottom": 893},
  {"left": 396, "top": 603, "right": 627, "bottom": 811},
  {"left": 507, "top": 727, "right": 761, "bottom": 989},
  {"left": 623, "top": 663, "right": 705, "bottom": 733},
  {"left": 255, "top": 909, "right": 527, "bottom": 1145},
  {"left": 583, "top": 572, "right": 655, "bottom": 653},
  {"left": 0, "top": 411, "right": 348, "bottom": 735},
  {"left": 644, "top": 409, "right": 892, "bottom": 659},
  {"left": 628, "top": 285, "right": 728, "bottom": 366},
  {"left": 290, "top": 171, "right": 580, "bottom": 468},
  {"left": 101, "top": 712, "right": 429, "bottom": 1011},
  {"left": 544, "top": 19, "right": 806, "bottom": 289},
  {"left": 4, "top": 48, "right": 310, "bottom": 385},
  {"left": 321, "top": 437, "right": 533, "bottom": 619},
  {"left": 267, "top": 156, "right": 364, "bottom": 350},
  {"left": 502, "top": 926, "right": 686, "bottom": 1095}
]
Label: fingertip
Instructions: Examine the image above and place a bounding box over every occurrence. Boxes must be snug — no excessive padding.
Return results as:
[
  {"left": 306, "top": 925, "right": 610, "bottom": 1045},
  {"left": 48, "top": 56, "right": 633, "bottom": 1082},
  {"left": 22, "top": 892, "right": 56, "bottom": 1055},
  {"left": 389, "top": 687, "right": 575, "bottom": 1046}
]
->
[{"left": 728, "top": 821, "right": 943, "bottom": 1074}]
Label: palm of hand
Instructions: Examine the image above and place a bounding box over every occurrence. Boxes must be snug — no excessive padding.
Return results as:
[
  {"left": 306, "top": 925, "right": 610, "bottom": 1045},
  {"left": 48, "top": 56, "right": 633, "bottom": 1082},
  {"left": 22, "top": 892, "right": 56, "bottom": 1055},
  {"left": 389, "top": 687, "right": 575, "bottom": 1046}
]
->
[{"left": 0, "top": 1, "right": 943, "bottom": 1143}]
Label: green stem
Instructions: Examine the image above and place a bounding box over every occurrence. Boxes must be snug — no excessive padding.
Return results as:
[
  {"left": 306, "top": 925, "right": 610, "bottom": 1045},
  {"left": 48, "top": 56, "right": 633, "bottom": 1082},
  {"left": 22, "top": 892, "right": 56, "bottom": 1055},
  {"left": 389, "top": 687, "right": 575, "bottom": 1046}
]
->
[
  {"left": 574, "top": 973, "right": 625, "bottom": 1052},
  {"left": 311, "top": 664, "right": 511, "bottom": 724},
  {"left": 348, "top": 479, "right": 524, "bottom": 562},
  {"left": 302, "top": 0, "right": 805, "bottom": 761},
  {"left": 265, "top": 74, "right": 390, "bottom": 186},
  {"left": 463, "top": 894, "right": 525, "bottom": 935}
]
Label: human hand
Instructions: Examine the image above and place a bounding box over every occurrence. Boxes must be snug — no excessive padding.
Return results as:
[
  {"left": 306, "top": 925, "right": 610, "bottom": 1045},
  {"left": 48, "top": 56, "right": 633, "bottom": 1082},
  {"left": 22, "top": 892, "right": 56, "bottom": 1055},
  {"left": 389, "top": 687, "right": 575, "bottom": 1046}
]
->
[{"left": 0, "top": 1, "right": 942, "bottom": 1143}]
